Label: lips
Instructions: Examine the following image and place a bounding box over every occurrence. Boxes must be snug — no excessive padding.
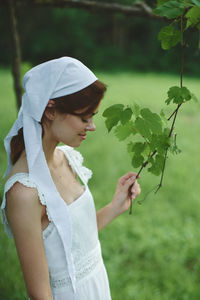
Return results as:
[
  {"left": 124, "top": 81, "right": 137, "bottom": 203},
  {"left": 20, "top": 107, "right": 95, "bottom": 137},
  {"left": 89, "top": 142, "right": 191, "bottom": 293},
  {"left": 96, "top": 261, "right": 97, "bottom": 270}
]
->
[{"left": 79, "top": 134, "right": 86, "bottom": 140}]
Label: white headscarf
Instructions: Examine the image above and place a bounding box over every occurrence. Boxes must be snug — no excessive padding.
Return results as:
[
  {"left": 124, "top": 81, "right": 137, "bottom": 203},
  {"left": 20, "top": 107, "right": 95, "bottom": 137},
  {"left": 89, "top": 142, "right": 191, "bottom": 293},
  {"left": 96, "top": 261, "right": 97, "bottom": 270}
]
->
[{"left": 4, "top": 57, "right": 97, "bottom": 292}]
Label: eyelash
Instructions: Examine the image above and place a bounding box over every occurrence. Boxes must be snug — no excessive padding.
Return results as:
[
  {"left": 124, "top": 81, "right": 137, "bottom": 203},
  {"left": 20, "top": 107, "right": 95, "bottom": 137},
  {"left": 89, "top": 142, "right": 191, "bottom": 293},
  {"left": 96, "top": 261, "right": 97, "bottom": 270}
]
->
[{"left": 81, "top": 118, "right": 89, "bottom": 123}]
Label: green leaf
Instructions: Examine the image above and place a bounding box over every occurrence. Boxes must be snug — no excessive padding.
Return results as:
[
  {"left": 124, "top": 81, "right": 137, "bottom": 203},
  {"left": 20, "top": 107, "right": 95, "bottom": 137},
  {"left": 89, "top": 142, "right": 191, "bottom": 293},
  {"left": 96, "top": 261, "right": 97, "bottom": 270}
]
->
[
  {"left": 186, "top": 6, "right": 200, "bottom": 29},
  {"left": 163, "top": 127, "right": 171, "bottom": 136},
  {"left": 148, "top": 154, "right": 164, "bottom": 176},
  {"left": 103, "top": 104, "right": 124, "bottom": 132},
  {"left": 132, "top": 142, "right": 146, "bottom": 155},
  {"left": 132, "top": 154, "right": 144, "bottom": 168},
  {"left": 102, "top": 104, "right": 124, "bottom": 117},
  {"left": 140, "top": 108, "right": 163, "bottom": 134},
  {"left": 131, "top": 102, "right": 140, "bottom": 118},
  {"left": 120, "top": 108, "right": 132, "bottom": 125},
  {"left": 182, "top": 87, "right": 192, "bottom": 101},
  {"left": 154, "top": 1, "right": 185, "bottom": 19},
  {"left": 114, "top": 121, "right": 135, "bottom": 141},
  {"left": 128, "top": 142, "right": 150, "bottom": 161},
  {"left": 105, "top": 118, "right": 119, "bottom": 133},
  {"left": 134, "top": 117, "right": 152, "bottom": 140},
  {"left": 190, "top": 0, "right": 200, "bottom": 7},
  {"left": 158, "top": 25, "right": 181, "bottom": 50},
  {"left": 127, "top": 142, "right": 134, "bottom": 154},
  {"left": 165, "top": 86, "right": 192, "bottom": 105},
  {"left": 149, "top": 134, "right": 171, "bottom": 155},
  {"left": 157, "top": 0, "right": 170, "bottom": 6},
  {"left": 160, "top": 109, "right": 168, "bottom": 126},
  {"left": 142, "top": 143, "right": 151, "bottom": 157}
]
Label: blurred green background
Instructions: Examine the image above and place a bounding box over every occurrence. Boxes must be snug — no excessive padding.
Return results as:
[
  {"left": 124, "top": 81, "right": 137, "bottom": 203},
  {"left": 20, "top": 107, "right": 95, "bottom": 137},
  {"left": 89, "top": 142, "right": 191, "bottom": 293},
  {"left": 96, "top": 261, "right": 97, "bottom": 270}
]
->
[
  {"left": 1, "top": 0, "right": 200, "bottom": 299},
  {"left": 0, "top": 69, "right": 200, "bottom": 299}
]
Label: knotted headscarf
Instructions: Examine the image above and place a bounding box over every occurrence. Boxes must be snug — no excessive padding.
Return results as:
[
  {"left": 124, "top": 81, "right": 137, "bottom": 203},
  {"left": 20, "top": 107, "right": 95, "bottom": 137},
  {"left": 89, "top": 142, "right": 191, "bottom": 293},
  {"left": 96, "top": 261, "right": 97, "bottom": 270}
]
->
[{"left": 3, "top": 57, "right": 97, "bottom": 292}]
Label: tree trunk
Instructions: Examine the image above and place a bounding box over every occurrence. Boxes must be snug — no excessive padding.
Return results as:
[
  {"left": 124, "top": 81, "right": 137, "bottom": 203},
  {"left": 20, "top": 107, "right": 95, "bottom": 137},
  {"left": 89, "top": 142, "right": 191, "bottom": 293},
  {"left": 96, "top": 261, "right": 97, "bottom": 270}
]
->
[{"left": 7, "top": 0, "right": 22, "bottom": 110}]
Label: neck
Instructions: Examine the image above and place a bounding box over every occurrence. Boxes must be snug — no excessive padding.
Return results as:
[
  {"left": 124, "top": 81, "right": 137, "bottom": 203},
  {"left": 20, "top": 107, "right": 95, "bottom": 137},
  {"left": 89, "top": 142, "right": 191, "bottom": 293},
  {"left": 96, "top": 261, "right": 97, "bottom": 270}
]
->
[{"left": 42, "top": 129, "right": 59, "bottom": 169}]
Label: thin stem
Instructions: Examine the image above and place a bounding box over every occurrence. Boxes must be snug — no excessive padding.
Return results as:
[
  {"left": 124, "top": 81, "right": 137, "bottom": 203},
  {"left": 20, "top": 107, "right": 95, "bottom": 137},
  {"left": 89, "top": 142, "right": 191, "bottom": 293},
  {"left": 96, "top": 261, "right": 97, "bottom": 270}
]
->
[
  {"left": 168, "top": 106, "right": 179, "bottom": 138},
  {"left": 167, "top": 103, "right": 182, "bottom": 121},
  {"left": 154, "top": 147, "right": 168, "bottom": 194},
  {"left": 168, "top": 103, "right": 182, "bottom": 137},
  {"left": 129, "top": 150, "right": 157, "bottom": 214}
]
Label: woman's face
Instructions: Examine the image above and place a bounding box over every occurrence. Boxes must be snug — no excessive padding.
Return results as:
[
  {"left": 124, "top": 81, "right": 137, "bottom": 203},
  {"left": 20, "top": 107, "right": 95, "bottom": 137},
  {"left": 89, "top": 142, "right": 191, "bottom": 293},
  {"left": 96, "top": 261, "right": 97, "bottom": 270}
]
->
[{"left": 48, "top": 106, "right": 99, "bottom": 147}]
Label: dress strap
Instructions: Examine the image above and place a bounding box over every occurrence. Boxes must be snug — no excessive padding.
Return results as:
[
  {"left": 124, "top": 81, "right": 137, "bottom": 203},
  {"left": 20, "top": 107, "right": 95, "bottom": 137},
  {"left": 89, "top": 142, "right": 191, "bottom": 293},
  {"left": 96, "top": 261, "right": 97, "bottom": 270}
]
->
[{"left": 57, "top": 145, "right": 92, "bottom": 186}]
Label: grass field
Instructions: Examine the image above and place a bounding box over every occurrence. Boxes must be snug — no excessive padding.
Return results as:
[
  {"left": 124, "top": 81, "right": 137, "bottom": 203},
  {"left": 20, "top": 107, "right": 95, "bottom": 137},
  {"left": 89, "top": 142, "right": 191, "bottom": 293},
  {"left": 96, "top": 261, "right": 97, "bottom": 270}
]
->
[{"left": 0, "top": 68, "right": 200, "bottom": 300}]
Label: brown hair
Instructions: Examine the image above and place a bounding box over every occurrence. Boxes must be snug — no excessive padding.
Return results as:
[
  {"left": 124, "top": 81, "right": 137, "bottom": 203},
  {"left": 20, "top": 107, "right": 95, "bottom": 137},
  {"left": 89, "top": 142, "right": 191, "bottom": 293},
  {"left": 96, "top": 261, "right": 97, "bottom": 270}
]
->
[{"left": 10, "top": 80, "right": 107, "bottom": 165}]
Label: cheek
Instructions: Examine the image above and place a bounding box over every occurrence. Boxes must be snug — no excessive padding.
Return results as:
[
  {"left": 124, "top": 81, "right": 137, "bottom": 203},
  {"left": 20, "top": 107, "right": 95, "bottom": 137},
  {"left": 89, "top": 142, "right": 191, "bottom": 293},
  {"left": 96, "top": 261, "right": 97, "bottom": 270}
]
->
[
  {"left": 65, "top": 116, "right": 85, "bottom": 131},
  {"left": 50, "top": 118, "right": 66, "bottom": 137}
]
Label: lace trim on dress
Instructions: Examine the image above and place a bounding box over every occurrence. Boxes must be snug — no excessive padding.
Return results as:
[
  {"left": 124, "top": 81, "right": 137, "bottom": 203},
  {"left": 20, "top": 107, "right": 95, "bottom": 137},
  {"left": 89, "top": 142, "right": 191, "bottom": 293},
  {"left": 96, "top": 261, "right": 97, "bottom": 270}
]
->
[
  {"left": 57, "top": 145, "right": 92, "bottom": 184},
  {"left": 50, "top": 242, "right": 102, "bottom": 292},
  {"left": 1, "top": 173, "right": 52, "bottom": 238}
]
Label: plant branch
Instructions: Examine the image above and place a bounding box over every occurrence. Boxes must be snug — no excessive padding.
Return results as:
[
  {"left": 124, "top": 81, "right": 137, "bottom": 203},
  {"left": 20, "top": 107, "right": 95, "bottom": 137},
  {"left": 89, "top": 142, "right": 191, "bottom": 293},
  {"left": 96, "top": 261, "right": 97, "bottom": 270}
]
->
[
  {"left": 167, "top": 103, "right": 182, "bottom": 121},
  {"left": 168, "top": 103, "right": 182, "bottom": 138},
  {"left": 129, "top": 150, "right": 157, "bottom": 214},
  {"left": 154, "top": 147, "right": 168, "bottom": 194}
]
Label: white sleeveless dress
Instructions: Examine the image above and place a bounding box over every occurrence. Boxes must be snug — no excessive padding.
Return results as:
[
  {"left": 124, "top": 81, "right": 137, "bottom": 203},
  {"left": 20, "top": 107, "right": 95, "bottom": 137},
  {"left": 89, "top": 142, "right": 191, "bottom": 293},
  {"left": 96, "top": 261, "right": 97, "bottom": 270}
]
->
[{"left": 1, "top": 145, "right": 112, "bottom": 300}]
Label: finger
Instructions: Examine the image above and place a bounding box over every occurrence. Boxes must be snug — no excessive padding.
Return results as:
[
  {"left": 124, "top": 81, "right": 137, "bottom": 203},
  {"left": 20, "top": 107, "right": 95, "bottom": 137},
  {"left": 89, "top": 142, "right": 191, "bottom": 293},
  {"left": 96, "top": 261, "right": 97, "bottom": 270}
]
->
[
  {"left": 131, "top": 183, "right": 141, "bottom": 197},
  {"left": 120, "top": 173, "right": 137, "bottom": 185},
  {"left": 125, "top": 179, "right": 137, "bottom": 198},
  {"left": 130, "top": 180, "right": 139, "bottom": 191}
]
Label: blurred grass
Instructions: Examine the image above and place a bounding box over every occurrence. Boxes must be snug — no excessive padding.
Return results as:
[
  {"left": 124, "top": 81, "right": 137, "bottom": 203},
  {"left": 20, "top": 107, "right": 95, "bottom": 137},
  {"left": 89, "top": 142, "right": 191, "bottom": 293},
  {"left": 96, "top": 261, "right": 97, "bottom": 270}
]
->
[{"left": 0, "top": 69, "right": 200, "bottom": 300}]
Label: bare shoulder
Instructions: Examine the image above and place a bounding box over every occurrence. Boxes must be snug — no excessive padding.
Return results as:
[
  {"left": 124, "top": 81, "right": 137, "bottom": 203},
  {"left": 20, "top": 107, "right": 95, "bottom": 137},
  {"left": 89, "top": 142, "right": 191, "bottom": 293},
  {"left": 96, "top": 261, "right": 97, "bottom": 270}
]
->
[
  {"left": 6, "top": 181, "right": 43, "bottom": 223},
  {"left": 5, "top": 150, "right": 38, "bottom": 208},
  {"left": 6, "top": 181, "right": 38, "bottom": 204}
]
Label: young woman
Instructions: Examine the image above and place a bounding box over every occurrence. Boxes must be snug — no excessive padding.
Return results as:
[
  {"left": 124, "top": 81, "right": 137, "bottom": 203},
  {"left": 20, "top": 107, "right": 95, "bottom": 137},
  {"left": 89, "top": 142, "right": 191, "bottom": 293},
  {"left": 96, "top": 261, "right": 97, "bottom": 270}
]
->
[{"left": 1, "top": 57, "right": 141, "bottom": 300}]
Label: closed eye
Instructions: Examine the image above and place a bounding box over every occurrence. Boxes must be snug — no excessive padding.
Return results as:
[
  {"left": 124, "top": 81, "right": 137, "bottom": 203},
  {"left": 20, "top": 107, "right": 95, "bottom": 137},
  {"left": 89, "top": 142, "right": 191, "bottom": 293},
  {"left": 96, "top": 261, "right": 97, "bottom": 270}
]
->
[
  {"left": 81, "top": 118, "right": 90, "bottom": 123},
  {"left": 81, "top": 111, "right": 98, "bottom": 123}
]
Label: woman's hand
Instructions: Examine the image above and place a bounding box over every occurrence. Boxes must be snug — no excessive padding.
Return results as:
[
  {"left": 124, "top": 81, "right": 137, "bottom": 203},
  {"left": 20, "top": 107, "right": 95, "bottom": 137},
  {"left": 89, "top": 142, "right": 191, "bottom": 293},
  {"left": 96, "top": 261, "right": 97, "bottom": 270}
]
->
[
  {"left": 111, "top": 172, "right": 141, "bottom": 216},
  {"left": 96, "top": 172, "right": 141, "bottom": 231}
]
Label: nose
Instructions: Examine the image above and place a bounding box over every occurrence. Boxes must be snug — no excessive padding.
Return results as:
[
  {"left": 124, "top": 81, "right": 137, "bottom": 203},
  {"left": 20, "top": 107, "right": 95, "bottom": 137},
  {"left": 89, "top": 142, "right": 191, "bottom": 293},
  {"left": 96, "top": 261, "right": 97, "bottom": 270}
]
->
[{"left": 86, "top": 120, "right": 96, "bottom": 131}]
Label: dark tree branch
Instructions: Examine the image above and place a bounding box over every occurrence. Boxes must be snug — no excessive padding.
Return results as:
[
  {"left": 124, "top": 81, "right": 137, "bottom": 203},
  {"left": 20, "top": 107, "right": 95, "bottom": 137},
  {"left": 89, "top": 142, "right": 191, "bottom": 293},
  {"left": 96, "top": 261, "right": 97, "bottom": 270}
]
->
[
  {"left": 34, "top": 0, "right": 159, "bottom": 19},
  {"left": 0, "top": 0, "right": 166, "bottom": 20}
]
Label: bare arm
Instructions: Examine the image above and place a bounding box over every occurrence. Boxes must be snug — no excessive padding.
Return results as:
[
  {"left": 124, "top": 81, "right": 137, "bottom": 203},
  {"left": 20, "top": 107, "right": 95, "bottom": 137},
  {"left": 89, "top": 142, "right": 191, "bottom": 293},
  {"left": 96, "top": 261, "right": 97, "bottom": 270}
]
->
[
  {"left": 6, "top": 183, "right": 53, "bottom": 300},
  {"left": 97, "top": 172, "right": 141, "bottom": 231}
]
